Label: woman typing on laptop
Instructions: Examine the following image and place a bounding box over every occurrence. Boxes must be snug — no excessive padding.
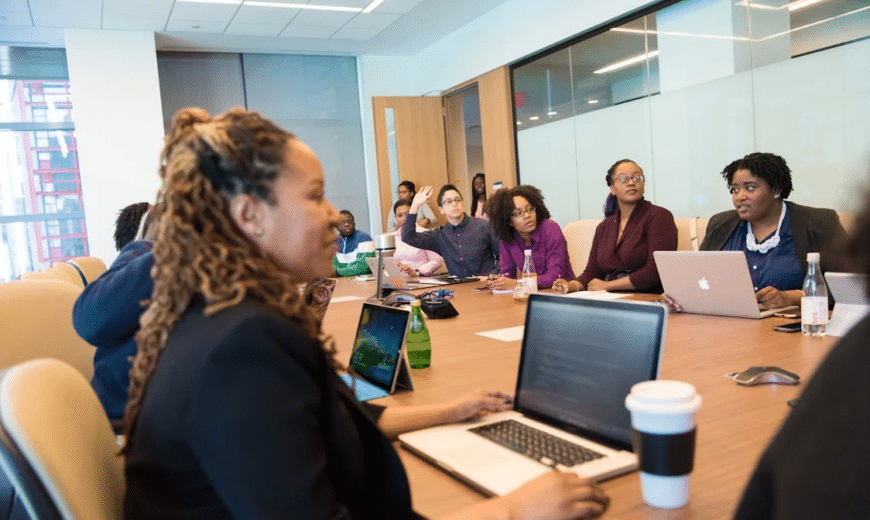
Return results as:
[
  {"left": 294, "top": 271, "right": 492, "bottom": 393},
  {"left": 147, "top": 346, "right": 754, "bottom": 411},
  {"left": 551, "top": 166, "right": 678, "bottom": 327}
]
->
[
  {"left": 122, "top": 107, "right": 609, "bottom": 520},
  {"left": 666, "top": 152, "right": 846, "bottom": 312},
  {"left": 553, "top": 159, "right": 678, "bottom": 294}
]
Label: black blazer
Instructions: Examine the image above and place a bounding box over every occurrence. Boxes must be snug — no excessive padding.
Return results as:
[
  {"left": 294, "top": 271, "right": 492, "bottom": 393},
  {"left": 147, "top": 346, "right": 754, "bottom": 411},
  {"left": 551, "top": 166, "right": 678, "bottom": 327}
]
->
[
  {"left": 700, "top": 200, "right": 847, "bottom": 277},
  {"left": 124, "top": 298, "right": 423, "bottom": 520}
]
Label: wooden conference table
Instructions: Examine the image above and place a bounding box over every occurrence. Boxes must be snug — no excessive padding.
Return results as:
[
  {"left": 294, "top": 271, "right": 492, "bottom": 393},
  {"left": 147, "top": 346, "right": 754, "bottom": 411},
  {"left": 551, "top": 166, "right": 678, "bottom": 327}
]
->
[{"left": 321, "top": 277, "right": 837, "bottom": 519}]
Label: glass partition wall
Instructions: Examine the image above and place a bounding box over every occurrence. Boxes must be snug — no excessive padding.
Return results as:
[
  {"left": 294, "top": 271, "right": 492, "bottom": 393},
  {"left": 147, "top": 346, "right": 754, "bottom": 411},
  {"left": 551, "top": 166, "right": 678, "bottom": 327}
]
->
[{"left": 512, "top": 0, "right": 870, "bottom": 225}]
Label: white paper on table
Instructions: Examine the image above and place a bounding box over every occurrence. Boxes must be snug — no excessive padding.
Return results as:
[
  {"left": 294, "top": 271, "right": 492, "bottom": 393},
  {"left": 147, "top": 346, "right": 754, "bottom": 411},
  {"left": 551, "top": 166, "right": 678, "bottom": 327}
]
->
[
  {"left": 329, "top": 295, "right": 365, "bottom": 303},
  {"left": 558, "top": 290, "right": 631, "bottom": 300},
  {"left": 476, "top": 325, "right": 525, "bottom": 342}
]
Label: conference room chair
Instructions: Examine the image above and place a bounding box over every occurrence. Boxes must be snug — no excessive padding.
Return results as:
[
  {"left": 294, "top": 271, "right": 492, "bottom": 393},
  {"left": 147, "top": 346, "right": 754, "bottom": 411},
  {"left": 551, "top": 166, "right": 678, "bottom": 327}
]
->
[
  {"left": 674, "top": 216, "right": 708, "bottom": 252},
  {"left": 0, "top": 279, "right": 94, "bottom": 381},
  {"left": 20, "top": 264, "right": 85, "bottom": 290},
  {"left": 0, "top": 359, "right": 124, "bottom": 520},
  {"left": 65, "top": 257, "right": 107, "bottom": 286},
  {"left": 562, "top": 219, "right": 600, "bottom": 276}
]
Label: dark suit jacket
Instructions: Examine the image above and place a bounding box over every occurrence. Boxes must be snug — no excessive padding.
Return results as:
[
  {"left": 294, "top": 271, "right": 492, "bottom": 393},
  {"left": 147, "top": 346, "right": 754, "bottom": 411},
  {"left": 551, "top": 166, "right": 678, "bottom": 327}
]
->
[
  {"left": 700, "top": 200, "right": 847, "bottom": 277},
  {"left": 124, "top": 298, "right": 423, "bottom": 520},
  {"left": 733, "top": 314, "right": 870, "bottom": 519}
]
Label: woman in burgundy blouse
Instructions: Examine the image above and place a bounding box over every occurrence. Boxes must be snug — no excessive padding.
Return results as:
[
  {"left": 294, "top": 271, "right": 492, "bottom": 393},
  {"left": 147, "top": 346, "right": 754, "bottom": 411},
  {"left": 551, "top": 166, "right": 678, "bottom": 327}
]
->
[{"left": 554, "top": 159, "right": 677, "bottom": 293}]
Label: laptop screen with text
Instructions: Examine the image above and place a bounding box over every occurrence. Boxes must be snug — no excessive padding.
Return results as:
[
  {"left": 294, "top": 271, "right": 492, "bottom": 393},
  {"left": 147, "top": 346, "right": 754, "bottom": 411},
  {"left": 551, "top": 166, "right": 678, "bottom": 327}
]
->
[{"left": 515, "top": 295, "right": 665, "bottom": 449}]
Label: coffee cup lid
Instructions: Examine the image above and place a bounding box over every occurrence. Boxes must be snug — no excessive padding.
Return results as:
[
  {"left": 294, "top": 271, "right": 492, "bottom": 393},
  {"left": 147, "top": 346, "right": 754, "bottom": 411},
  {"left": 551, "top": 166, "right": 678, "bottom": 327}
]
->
[{"left": 625, "top": 380, "right": 702, "bottom": 415}]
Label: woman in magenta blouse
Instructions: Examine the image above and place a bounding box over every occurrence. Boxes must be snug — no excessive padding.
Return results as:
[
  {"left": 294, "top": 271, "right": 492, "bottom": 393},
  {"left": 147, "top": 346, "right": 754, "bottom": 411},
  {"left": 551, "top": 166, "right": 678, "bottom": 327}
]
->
[
  {"left": 554, "top": 159, "right": 677, "bottom": 293},
  {"left": 484, "top": 185, "right": 574, "bottom": 290}
]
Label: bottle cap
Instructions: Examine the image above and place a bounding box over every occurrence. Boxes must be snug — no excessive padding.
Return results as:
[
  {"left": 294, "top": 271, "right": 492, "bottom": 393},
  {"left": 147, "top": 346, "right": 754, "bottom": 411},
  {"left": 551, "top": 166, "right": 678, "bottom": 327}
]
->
[
  {"left": 412, "top": 299, "right": 421, "bottom": 306},
  {"left": 807, "top": 252, "right": 820, "bottom": 263}
]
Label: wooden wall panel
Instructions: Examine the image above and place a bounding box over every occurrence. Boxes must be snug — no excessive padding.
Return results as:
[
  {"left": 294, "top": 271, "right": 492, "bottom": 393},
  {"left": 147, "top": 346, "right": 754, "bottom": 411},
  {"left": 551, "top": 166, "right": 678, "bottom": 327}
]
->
[
  {"left": 477, "top": 66, "right": 518, "bottom": 191},
  {"left": 372, "top": 97, "right": 448, "bottom": 231}
]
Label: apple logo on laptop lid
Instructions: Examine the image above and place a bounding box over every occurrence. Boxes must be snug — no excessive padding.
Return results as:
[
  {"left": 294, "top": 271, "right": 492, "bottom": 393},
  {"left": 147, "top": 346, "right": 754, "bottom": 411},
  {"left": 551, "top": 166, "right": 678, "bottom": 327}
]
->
[{"left": 698, "top": 277, "right": 710, "bottom": 290}]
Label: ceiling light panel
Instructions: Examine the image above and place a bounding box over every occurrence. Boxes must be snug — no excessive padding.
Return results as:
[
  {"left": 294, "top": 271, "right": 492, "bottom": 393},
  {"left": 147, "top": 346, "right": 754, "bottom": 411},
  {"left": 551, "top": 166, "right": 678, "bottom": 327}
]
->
[
  {"left": 243, "top": 2, "right": 361, "bottom": 12},
  {"left": 369, "top": 0, "right": 424, "bottom": 14}
]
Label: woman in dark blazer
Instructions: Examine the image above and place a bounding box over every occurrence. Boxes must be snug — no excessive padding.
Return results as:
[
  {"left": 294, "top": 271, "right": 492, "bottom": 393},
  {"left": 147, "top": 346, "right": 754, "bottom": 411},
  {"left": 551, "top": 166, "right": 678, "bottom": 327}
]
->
[
  {"left": 121, "top": 107, "right": 609, "bottom": 520},
  {"left": 698, "top": 152, "right": 846, "bottom": 310}
]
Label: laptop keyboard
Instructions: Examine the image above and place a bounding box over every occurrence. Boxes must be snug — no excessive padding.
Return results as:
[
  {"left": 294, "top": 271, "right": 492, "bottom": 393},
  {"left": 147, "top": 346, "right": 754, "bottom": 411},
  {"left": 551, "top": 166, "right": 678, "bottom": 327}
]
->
[{"left": 470, "top": 419, "right": 604, "bottom": 468}]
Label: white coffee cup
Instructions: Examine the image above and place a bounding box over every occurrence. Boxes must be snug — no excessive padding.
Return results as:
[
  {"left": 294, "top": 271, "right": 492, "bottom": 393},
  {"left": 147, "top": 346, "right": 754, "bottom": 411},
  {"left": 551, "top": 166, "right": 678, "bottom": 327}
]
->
[{"left": 625, "top": 380, "right": 702, "bottom": 509}]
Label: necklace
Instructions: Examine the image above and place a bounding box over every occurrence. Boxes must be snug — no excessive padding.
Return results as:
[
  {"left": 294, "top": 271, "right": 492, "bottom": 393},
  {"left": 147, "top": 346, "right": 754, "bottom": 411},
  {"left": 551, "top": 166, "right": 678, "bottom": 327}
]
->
[{"left": 745, "top": 201, "right": 786, "bottom": 254}]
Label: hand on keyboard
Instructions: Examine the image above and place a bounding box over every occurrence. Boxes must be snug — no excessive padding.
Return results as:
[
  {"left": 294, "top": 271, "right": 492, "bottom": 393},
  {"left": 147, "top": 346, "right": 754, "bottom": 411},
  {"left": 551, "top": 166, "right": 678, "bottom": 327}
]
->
[{"left": 501, "top": 471, "right": 610, "bottom": 520}]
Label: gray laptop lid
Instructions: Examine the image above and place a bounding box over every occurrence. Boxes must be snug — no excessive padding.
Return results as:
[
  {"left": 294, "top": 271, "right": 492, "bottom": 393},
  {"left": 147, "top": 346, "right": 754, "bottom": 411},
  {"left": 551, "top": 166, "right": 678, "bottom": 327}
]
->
[
  {"left": 515, "top": 294, "right": 667, "bottom": 450},
  {"left": 654, "top": 250, "right": 775, "bottom": 318}
]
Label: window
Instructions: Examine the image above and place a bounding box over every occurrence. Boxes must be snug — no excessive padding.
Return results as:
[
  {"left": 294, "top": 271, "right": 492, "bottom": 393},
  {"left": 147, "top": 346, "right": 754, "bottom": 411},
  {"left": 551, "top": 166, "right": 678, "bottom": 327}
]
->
[{"left": 0, "top": 47, "right": 87, "bottom": 282}]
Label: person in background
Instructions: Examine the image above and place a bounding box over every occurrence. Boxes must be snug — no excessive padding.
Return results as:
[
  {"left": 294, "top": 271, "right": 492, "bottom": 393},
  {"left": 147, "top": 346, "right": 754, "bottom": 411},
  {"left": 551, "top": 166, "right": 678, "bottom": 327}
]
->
[
  {"left": 694, "top": 152, "right": 846, "bottom": 310},
  {"left": 732, "top": 185, "right": 870, "bottom": 519},
  {"left": 122, "top": 106, "right": 609, "bottom": 520},
  {"left": 554, "top": 159, "right": 677, "bottom": 294},
  {"left": 387, "top": 180, "right": 435, "bottom": 231},
  {"left": 73, "top": 203, "right": 157, "bottom": 429},
  {"left": 333, "top": 209, "right": 374, "bottom": 276},
  {"left": 113, "top": 201, "right": 151, "bottom": 250},
  {"left": 484, "top": 185, "right": 574, "bottom": 290},
  {"left": 392, "top": 199, "right": 444, "bottom": 276},
  {"left": 402, "top": 184, "right": 500, "bottom": 277},
  {"left": 470, "top": 173, "right": 488, "bottom": 220}
]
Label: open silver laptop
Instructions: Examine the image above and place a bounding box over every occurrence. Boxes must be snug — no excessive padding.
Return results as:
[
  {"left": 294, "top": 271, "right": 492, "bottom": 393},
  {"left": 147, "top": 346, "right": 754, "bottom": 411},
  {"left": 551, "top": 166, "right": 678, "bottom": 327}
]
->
[
  {"left": 825, "top": 272, "right": 870, "bottom": 337},
  {"left": 398, "top": 293, "right": 667, "bottom": 496},
  {"left": 654, "top": 251, "right": 796, "bottom": 319}
]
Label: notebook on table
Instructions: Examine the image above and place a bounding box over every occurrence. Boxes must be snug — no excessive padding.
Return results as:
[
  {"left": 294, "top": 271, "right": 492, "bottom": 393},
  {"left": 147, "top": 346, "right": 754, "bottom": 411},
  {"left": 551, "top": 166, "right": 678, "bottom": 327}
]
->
[
  {"left": 339, "top": 302, "right": 414, "bottom": 401},
  {"left": 825, "top": 272, "right": 870, "bottom": 337},
  {"left": 654, "top": 251, "right": 797, "bottom": 319},
  {"left": 398, "top": 293, "right": 667, "bottom": 496}
]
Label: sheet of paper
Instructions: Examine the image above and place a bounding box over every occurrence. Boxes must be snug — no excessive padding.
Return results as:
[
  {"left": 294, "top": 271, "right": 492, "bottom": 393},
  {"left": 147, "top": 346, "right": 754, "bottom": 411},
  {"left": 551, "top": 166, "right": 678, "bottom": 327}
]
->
[
  {"left": 329, "top": 295, "right": 365, "bottom": 303},
  {"left": 476, "top": 325, "right": 525, "bottom": 342},
  {"left": 559, "top": 290, "right": 631, "bottom": 300}
]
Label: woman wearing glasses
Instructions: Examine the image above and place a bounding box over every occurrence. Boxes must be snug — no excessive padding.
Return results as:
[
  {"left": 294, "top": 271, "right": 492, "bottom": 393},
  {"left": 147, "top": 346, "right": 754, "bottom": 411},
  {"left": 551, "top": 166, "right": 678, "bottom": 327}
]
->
[
  {"left": 485, "top": 185, "right": 574, "bottom": 290},
  {"left": 554, "top": 159, "right": 677, "bottom": 293}
]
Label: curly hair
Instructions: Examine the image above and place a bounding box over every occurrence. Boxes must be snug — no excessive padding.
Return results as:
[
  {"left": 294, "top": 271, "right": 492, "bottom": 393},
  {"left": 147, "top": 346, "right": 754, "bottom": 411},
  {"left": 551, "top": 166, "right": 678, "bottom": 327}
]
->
[
  {"left": 114, "top": 202, "right": 150, "bottom": 250},
  {"left": 721, "top": 152, "right": 793, "bottom": 199},
  {"left": 121, "top": 107, "right": 339, "bottom": 453},
  {"left": 485, "top": 185, "right": 552, "bottom": 243}
]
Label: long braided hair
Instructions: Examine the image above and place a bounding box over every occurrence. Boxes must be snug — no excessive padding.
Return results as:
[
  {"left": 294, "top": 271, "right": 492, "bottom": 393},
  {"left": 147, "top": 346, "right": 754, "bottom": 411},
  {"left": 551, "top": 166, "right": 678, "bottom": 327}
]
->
[{"left": 121, "top": 107, "right": 339, "bottom": 453}]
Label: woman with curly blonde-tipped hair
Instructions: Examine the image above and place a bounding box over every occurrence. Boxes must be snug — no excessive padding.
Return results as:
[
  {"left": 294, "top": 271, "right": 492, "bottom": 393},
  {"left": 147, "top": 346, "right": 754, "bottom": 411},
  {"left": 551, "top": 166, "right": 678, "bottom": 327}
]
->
[{"left": 122, "top": 107, "right": 609, "bottom": 520}]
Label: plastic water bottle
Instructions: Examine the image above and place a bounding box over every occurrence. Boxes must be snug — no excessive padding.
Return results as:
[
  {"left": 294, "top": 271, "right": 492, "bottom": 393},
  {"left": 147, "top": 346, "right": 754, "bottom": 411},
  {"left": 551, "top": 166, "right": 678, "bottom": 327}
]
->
[
  {"left": 520, "top": 249, "right": 537, "bottom": 295},
  {"left": 801, "top": 252, "right": 828, "bottom": 336},
  {"left": 406, "top": 299, "right": 431, "bottom": 368}
]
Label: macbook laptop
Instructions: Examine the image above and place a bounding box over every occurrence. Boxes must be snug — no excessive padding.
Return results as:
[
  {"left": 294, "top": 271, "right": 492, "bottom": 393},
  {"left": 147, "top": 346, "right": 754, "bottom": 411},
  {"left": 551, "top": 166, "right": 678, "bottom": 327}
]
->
[
  {"left": 339, "top": 302, "right": 414, "bottom": 401},
  {"left": 398, "top": 293, "right": 667, "bottom": 496},
  {"left": 825, "top": 272, "right": 870, "bottom": 337},
  {"left": 654, "top": 251, "right": 796, "bottom": 319}
]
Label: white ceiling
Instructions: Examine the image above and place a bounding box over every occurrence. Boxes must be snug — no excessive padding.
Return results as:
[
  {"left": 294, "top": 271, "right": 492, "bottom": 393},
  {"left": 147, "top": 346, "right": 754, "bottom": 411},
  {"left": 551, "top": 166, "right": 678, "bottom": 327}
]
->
[{"left": 0, "top": 0, "right": 513, "bottom": 55}]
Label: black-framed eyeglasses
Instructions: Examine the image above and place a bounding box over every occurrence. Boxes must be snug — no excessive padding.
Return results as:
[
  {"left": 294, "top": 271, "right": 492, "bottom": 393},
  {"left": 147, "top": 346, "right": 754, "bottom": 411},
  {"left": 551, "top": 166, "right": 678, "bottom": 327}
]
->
[
  {"left": 419, "top": 289, "right": 454, "bottom": 301},
  {"left": 440, "top": 197, "right": 463, "bottom": 206},
  {"left": 511, "top": 207, "right": 536, "bottom": 218}
]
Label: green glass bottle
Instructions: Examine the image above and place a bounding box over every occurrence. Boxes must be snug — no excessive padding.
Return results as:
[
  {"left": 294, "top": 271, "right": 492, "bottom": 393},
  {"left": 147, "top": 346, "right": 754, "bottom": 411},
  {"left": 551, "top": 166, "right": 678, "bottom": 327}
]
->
[{"left": 406, "top": 299, "right": 431, "bottom": 368}]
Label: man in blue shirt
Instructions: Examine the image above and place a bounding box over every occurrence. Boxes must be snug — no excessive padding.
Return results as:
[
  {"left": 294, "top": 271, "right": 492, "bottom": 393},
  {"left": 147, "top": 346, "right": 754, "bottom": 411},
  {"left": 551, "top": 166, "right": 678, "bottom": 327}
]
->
[{"left": 402, "top": 184, "right": 499, "bottom": 277}]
